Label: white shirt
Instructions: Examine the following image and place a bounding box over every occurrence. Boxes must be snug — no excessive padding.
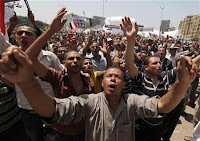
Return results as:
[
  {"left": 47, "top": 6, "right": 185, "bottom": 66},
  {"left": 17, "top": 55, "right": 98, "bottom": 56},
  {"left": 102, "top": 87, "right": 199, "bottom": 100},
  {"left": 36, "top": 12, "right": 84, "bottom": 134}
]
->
[
  {"left": 15, "top": 50, "right": 65, "bottom": 110},
  {"left": 86, "top": 51, "right": 107, "bottom": 71}
]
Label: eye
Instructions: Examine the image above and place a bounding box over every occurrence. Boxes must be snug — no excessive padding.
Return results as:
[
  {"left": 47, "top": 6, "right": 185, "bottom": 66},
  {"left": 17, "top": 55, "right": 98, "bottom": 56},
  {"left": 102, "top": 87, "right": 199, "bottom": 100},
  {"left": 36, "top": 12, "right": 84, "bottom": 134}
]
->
[{"left": 68, "top": 57, "right": 74, "bottom": 60}]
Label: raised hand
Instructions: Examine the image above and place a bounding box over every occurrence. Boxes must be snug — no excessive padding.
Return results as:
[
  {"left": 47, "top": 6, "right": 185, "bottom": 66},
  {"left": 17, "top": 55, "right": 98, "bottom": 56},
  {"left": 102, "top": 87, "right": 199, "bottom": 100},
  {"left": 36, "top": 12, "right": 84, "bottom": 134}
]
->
[
  {"left": 9, "top": 12, "right": 19, "bottom": 28},
  {"left": 100, "top": 39, "right": 111, "bottom": 56},
  {"left": 28, "top": 10, "right": 35, "bottom": 23},
  {"left": 49, "top": 7, "right": 67, "bottom": 33},
  {"left": 120, "top": 17, "right": 138, "bottom": 41},
  {"left": 0, "top": 46, "right": 34, "bottom": 84},
  {"left": 177, "top": 55, "right": 197, "bottom": 84}
]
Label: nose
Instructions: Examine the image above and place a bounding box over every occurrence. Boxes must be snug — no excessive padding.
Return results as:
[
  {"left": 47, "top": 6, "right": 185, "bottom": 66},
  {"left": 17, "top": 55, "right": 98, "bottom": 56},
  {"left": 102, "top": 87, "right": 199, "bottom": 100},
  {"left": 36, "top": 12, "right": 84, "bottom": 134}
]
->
[
  {"left": 21, "top": 32, "right": 27, "bottom": 37},
  {"left": 110, "top": 75, "right": 116, "bottom": 82}
]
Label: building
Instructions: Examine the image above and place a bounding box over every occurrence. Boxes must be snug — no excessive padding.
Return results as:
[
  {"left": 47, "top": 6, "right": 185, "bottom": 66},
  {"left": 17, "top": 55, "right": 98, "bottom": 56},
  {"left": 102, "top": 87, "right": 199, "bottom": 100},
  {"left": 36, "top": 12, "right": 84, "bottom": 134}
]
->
[
  {"left": 179, "top": 15, "right": 200, "bottom": 39},
  {"left": 64, "top": 13, "right": 86, "bottom": 29},
  {"left": 91, "top": 16, "right": 105, "bottom": 27},
  {"left": 160, "top": 20, "right": 170, "bottom": 32}
]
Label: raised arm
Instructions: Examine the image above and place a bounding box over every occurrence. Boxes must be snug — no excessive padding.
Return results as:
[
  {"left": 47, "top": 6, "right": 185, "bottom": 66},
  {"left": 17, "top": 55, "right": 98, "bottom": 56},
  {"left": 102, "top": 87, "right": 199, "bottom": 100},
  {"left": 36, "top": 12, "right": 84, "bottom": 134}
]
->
[
  {"left": 158, "top": 55, "right": 197, "bottom": 113},
  {"left": 82, "top": 34, "right": 93, "bottom": 56},
  {"left": 26, "top": 8, "right": 67, "bottom": 60},
  {"left": 121, "top": 17, "right": 138, "bottom": 79},
  {"left": 25, "top": 8, "right": 67, "bottom": 78},
  {"left": 100, "top": 39, "right": 112, "bottom": 68},
  {"left": 0, "top": 47, "right": 55, "bottom": 118}
]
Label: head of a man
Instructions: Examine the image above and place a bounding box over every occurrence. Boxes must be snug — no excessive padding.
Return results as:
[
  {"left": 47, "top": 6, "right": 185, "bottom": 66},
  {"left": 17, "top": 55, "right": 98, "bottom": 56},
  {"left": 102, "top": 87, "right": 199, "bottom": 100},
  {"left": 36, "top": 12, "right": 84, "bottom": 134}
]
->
[
  {"left": 90, "top": 42, "right": 100, "bottom": 56},
  {"left": 82, "top": 58, "right": 93, "bottom": 74},
  {"left": 169, "top": 48, "right": 177, "bottom": 57},
  {"left": 140, "top": 47, "right": 148, "bottom": 61},
  {"left": 144, "top": 56, "right": 162, "bottom": 77},
  {"left": 158, "top": 47, "right": 166, "bottom": 61},
  {"left": 15, "top": 25, "right": 38, "bottom": 51},
  {"left": 64, "top": 51, "right": 82, "bottom": 73},
  {"left": 102, "top": 67, "right": 125, "bottom": 97}
]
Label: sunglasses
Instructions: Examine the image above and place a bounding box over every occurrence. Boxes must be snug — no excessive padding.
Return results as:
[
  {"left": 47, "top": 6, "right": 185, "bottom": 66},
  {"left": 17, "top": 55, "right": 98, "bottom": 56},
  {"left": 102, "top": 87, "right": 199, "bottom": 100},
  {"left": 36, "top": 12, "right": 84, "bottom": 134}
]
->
[{"left": 16, "top": 30, "right": 34, "bottom": 36}]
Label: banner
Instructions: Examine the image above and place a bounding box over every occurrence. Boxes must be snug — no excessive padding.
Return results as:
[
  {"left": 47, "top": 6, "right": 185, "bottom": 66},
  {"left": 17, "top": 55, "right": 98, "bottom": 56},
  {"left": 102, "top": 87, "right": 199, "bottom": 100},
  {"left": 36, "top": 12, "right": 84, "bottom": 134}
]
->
[{"left": 0, "top": 0, "right": 5, "bottom": 35}]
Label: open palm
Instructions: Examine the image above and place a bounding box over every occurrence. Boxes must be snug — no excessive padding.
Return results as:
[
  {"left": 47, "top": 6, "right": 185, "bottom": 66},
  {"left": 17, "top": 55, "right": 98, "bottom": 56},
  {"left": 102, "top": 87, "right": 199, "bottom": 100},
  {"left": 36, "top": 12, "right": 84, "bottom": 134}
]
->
[{"left": 120, "top": 17, "right": 138, "bottom": 40}]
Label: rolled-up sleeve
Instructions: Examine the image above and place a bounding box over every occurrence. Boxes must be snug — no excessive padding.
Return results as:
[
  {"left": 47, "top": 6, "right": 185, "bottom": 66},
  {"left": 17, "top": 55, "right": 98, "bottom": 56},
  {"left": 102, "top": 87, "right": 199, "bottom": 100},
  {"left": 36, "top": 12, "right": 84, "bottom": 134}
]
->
[
  {"left": 129, "top": 94, "right": 159, "bottom": 119},
  {"left": 43, "top": 95, "right": 88, "bottom": 126}
]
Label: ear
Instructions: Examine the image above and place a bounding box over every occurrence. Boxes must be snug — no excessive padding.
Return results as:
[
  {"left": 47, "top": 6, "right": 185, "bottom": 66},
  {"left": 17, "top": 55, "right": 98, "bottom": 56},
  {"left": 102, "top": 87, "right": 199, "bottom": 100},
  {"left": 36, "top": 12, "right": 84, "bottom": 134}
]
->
[
  {"left": 144, "top": 65, "right": 148, "bottom": 71},
  {"left": 102, "top": 77, "right": 105, "bottom": 88}
]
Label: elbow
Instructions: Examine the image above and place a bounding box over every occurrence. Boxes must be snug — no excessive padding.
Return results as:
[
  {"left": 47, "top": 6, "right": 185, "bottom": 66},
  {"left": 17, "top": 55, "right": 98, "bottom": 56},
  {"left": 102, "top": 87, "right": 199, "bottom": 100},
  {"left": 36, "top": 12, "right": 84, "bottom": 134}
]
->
[{"left": 157, "top": 102, "right": 173, "bottom": 114}]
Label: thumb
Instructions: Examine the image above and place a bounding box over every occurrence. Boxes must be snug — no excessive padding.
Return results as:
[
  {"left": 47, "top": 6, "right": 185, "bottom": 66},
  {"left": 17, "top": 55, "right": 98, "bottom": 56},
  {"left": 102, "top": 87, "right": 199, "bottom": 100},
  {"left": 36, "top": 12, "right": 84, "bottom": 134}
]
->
[{"left": 179, "top": 55, "right": 185, "bottom": 69}]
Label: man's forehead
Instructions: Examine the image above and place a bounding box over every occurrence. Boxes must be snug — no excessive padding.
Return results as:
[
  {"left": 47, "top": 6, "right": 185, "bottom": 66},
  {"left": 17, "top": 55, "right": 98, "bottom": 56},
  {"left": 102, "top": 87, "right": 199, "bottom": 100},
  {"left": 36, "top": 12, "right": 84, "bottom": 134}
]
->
[
  {"left": 83, "top": 59, "right": 91, "bottom": 63},
  {"left": 17, "top": 26, "right": 35, "bottom": 32},
  {"left": 105, "top": 68, "right": 122, "bottom": 75},
  {"left": 66, "top": 52, "right": 80, "bottom": 57}
]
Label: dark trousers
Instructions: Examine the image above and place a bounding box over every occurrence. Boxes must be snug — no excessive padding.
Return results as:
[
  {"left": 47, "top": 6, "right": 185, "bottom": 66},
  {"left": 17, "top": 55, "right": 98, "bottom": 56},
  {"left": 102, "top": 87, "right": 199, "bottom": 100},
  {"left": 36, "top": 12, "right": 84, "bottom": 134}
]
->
[
  {"left": 135, "top": 119, "right": 162, "bottom": 141},
  {"left": 162, "top": 99, "right": 184, "bottom": 141},
  {"left": 22, "top": 110, "right": 45, "bottom": 141},
  {"left": 45, "top": 127, "right": 85, "bottom": 141},
  {"left": 0, "top": 119, "right": 28, "bottom": 141}
]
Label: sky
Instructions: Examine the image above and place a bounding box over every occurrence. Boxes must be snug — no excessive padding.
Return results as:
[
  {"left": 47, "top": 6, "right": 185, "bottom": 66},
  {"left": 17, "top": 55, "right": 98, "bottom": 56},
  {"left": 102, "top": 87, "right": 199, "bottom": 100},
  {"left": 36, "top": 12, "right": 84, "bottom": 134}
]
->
[{"left": 13, "top": 0, "right": 200, "bottom": 30}]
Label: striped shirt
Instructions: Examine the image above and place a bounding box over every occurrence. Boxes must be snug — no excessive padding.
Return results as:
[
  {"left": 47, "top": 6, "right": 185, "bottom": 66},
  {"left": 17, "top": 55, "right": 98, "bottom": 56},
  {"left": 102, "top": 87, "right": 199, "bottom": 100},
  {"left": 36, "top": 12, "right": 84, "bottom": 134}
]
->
[
  {"left": 131, "top": 69, "right": 177, "bottom": 97},
  {"left": 0, "top": 82, "right": 22, "bottom": 133},
  {"left": 130, "top": 69, "right": 177, "bottom": 125}
]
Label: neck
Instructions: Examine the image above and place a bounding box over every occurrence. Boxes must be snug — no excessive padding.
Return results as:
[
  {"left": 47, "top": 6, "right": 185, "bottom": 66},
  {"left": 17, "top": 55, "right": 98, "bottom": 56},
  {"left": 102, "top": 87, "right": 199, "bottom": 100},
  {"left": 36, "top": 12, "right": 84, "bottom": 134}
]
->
[
  {"left": 105, "top": 93, "right": 121, "bottom": 113},
  {"left": 161, "top": 57, "right": 165, "bottom": 62},
  {"left": 68, "top": 71, "right": 81, "bottom": 80},
  {"left": 146, "top": 72, "right": 159, "bottom": 84}
]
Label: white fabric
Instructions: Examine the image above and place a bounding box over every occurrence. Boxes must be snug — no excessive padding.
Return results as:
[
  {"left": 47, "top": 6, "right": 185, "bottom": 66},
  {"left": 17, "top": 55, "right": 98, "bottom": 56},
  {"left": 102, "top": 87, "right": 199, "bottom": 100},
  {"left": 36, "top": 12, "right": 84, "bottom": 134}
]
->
[{"left": 192, "top": 122, "right": 200, "bottom": 141}]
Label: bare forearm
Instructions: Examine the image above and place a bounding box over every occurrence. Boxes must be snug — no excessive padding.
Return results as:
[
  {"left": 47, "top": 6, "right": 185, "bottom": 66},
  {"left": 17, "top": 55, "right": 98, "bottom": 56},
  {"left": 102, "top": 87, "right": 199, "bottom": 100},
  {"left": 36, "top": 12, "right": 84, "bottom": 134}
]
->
[
  {"left": 158, "top": 80, "right": 189, "bottom": 113},
  {"left": 26, "top": 28, "right": 55, "bottom": 60},
  {"left": 105, "top": 54, "right": 112, "bottom": 68},
  {"left": 124, "top": 41, "right": 138, "bottom": 78},
  {"left": 113, "top": 51, "right": 120, "bottom": 67},
  {"left": 18, "top": 77, "right": 55, "bottom": 118},
  {"left": 82, "top": 43, "right": 90, "bottom": 56}
]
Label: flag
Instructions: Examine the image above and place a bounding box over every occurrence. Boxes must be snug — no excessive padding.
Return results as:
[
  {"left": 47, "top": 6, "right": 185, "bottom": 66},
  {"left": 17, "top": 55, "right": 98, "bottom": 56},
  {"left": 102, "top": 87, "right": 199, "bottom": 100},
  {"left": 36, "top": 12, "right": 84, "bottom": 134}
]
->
[
  {"left": 70, "top": 21, "right": 78, "bottom": 29},
  {"left": 0, "top": 0, "right": 5, "bottom": 35}
]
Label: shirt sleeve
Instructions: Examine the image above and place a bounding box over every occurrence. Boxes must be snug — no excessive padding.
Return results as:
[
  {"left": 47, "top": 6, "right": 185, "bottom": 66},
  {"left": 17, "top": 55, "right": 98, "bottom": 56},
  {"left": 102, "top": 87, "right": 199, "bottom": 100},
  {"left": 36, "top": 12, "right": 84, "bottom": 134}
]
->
[
  {"left": 49, "top": 52, "right": 65, "bottom": 70},
  {"left": 43, "top": 95, "right": 88, "bottom": 126},
  {"left": 129, "top": 94, "right": 159, "bottom": 119}
]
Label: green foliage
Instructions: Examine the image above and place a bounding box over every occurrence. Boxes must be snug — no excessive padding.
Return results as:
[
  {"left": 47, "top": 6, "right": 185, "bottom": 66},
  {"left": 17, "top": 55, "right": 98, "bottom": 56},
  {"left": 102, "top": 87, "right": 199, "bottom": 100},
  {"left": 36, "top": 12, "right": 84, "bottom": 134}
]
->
[
  {"left": 17, "top": 16, "right": 49, "bottom": 30},
  {"left": 191, "top": 36, "right": 199, "bottom": 41}
]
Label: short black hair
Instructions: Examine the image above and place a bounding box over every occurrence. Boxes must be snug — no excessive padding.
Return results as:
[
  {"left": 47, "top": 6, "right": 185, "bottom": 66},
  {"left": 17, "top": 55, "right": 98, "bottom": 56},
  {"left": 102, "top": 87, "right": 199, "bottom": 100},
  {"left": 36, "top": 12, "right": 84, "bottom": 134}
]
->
[
  {"left": 103, "top": 66, "right": 126, "bottom": 81},
  {"left": 143, "top": 55, "right": 159, "bottom": 66}
]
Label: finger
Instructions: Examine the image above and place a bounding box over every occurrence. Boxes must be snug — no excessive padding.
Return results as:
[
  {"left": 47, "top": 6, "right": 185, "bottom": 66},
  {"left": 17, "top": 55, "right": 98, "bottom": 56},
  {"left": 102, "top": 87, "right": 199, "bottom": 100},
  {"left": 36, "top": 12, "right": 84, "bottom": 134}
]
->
[
  {"left": 1, "top": 52, "right": 17, "bottom": 69},
  {"left": 179, "top": 55, "right": 185, "bottom": 69},
  {"left": 57, "top": 11, "right": 67, "bottom": 20},
  {"left": 57, "top": 7, "right": 66, "bottom": 15},
  {"left": 61, "top": 18, "right": 68, "bottom": 26},
  {"left": 135, "top": 22, "right": 138, "bottom": 33},
  {"left": 184, "top": 56, "right": 193, "bottom": 66},
  {"left": 127, "top": 17, "right": 132, "bottom": 25},
  {"left": 0, "top": 61, "right": 13, "bottom": 74},
  {"left": 191, "top": 63, "right": 198, "bottom": 74},
  {"left": 124, "top": 17, "right": 128, "bottom": 27},
  {"left": 13, "top": 50, "right": 32, "bottom": 69}
]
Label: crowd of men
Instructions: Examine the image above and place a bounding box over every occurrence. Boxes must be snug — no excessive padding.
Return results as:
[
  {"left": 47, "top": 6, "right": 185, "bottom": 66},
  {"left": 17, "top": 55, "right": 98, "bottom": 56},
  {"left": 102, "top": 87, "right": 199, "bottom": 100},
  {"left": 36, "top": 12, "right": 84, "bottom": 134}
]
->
[{"left": 1, "top": 7, "right": 200, "bottom": 141}]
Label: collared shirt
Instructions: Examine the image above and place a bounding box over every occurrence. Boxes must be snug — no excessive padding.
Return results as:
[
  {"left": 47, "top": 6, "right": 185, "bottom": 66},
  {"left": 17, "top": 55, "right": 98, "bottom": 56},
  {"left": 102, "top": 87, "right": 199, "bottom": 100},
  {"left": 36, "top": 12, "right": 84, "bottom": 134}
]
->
[
  {"left": 15, "top": 50, "right": 64, "bottom": 110},
  {"left": 129, "top": 69, "right": 177, "bottom": 125},
  {"left": 42, "top": 68, "right": 94, "bottom": 135},
  {"left": 44, "top": 92, "right": 159, "bottom": 141},
  {"left": 131, "top": 69, "right": 177, "bottom": 97},
  {"left": 86, "top": 51, "right": 107, "bottom": 71}
]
